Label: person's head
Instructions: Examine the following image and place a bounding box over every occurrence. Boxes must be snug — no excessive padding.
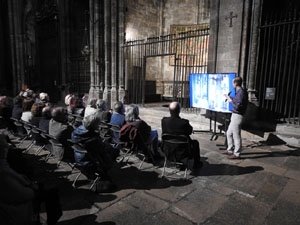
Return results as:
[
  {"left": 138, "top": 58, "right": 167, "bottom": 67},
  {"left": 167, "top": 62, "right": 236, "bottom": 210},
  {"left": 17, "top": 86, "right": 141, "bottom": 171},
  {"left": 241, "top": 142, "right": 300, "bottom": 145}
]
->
[
  {"left": 113, "top": 101, "right": 125, "bottom": 114},
  {"left": 125, "top": 104, "right": 139, "bottom": 122},
  {"left": 31, "top": 103, "right": 44, "bottom": 117},
  {"left": 65, "top": 94, "right": 73, "bottom": 106},
  {"left": 0, "top": 134, "right": 9, "bottom": 160},
  {"left": 14, "top": 96, "right": 23, "bottom": 107},
  {"left": 169, "top": 101, "right": 181, "bottom": 117},
  {"left": 96, "top": 99, "right": 107, "bottom": 111},
  {"left": 0, "top": 96, "right": 7, "bottom": 105},
  {"left": 88, "top": 98, "right": 98, "bottom": 108},
  {"left": 22, "top": 99, "right": 34, "bottom": 112},
  {"left": 82, "top": 114, "right": 100, "bottom": 131},
  {"left": 233, "top": 77, "right": 243, "bottom": 88},
  {"left": 51, "top": 107, "right": 68, "bottom": 123},
  {"left": 39, "top": 92, "right": 49, "bottom": 103},
  {"left": 42, "top": 106, "right": 52, "bottom": 119}
]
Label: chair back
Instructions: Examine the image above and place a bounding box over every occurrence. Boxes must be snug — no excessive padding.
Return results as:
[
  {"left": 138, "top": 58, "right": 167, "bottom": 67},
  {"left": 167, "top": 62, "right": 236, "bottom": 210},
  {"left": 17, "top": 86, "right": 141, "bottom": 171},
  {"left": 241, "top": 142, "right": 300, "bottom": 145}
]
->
[
  {"left": 161, "top": 133, "right": 191, "bottom": 165},
  {"left": 47, "top": 134, "right": 65, "bottom": 161}
]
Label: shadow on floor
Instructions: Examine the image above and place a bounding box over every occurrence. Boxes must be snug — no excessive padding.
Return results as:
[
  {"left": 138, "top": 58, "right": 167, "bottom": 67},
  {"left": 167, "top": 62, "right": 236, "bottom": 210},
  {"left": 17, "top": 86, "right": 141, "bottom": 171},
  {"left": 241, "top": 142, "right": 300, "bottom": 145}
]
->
[
  {"left": 191, "top": 157, "right": 264, "bottom": 176},
  {"left": 240, "top": 148, "right": 300, "bottom": 159},
  {"left": 57, "top": 215, "right": 115, "bottom": 225}
]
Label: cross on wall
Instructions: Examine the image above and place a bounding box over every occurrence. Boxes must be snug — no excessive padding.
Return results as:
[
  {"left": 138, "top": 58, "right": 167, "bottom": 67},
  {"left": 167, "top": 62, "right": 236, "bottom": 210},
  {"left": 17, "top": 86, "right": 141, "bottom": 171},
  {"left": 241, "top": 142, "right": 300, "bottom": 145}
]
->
[{"left": 226, "top": 12, "right": 238, "bottom": 27}]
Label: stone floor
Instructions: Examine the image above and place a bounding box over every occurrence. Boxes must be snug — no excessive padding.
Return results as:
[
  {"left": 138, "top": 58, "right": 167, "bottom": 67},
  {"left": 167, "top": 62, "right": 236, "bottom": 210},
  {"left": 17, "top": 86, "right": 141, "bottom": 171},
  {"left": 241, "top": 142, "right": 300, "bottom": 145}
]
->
[{"left": 8, "top": 106, "right": 300, "bottom": 225}]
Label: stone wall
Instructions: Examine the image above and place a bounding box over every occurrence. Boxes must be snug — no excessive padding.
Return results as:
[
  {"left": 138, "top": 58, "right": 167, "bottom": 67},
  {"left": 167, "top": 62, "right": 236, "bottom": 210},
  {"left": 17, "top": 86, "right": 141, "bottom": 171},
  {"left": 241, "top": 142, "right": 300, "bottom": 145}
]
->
[{"left": 125, "top": 0, "right": 210, "bottom": 97}]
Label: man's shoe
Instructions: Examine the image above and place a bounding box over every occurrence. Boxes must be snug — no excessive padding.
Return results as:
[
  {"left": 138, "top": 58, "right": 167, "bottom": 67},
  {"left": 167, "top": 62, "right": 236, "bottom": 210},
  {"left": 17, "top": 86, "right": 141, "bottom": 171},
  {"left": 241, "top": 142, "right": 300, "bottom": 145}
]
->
[
  {"left": 227, "top": 154, "right": 240, "bottom": 160},
  {"left": 222, "top": 151, "right": 233, "bottom": 155},
  {"left": 193, "top": 161, "right": 203, "bottom": 169}
]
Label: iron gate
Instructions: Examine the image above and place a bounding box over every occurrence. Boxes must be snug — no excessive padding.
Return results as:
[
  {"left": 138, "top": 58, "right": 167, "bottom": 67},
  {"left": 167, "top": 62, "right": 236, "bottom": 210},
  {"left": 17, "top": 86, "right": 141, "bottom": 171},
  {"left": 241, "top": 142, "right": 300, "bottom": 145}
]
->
[
  {"left": 256, "top": 0, "right": 300, "bottom": 125},
  {"left": 123, "top": 28, "right": 209, "bottom": 108}
]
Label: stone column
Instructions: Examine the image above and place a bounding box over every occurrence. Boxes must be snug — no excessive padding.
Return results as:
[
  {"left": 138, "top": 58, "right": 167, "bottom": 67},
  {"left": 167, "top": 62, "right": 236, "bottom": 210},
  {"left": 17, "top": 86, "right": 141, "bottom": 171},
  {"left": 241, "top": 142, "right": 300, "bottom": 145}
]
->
[
  {"left": 89, "top": 0, "right": 96, "bottom": 98},
  {"left": 7, "top": 0, "right": 26, "bottom": 93},
  {"left": 246, "top": 0, "right": 262, "bottom": 103},
  {"left": 94, "top": 0, "right": 101, "bottom": 98},
  {"left": 103, "top": 0, "right": 112, "bottom": 107},
  {"left": 111, "top": 0, "right": 118, "bottom": 106},
  {"left": 118, "top": 0, "right": 125, "bottom": 103}
]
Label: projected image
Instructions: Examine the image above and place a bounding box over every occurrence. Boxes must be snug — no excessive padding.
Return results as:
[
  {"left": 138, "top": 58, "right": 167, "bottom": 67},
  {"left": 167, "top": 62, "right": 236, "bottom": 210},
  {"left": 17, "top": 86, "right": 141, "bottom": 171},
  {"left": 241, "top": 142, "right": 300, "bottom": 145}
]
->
[{"left": 190, "top": 73, "right": 236, "bottom": 112}]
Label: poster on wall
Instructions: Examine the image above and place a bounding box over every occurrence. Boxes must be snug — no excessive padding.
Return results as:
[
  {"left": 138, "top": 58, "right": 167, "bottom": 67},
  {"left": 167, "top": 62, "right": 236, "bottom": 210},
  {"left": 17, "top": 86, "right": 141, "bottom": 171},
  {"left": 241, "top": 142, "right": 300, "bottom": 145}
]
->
[
  {"left": 189, "top": 73, "right": 236, "bottom": 112},
  {"left": 169, "top": 24, "right": 209, "bottom": 66}
]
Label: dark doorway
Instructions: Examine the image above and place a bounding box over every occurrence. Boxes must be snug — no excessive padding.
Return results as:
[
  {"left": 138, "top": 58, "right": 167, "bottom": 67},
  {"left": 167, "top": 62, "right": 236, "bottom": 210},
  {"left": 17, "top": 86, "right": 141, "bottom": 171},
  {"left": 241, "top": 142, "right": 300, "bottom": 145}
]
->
[
  {"left": 36, "top": 4, "right": 61, "bottom": 103},
  {"left": 0, "top": 0, "right": 12, "bottom": 95},
  {"left": 256, "top": 0, "right": 300, "bottom": 124}
]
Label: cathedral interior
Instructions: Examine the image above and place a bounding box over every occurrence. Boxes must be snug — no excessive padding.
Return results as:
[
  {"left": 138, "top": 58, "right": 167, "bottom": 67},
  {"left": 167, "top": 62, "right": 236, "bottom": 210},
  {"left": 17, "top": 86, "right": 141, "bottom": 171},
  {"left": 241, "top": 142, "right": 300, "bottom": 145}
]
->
[{"left": 0, "top": 0, "right": 300, "bottom": 224}]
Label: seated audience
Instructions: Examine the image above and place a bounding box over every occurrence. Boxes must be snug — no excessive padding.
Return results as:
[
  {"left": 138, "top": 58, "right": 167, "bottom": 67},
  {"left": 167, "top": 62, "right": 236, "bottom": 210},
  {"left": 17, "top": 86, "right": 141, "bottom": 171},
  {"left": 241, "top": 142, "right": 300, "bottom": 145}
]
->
[
  {"left": 30, "top": 103, "right": 44, "bottom": 127},
  {"left": 21, "top": 99, "right": 34, "bottom": 123},
  {"left": 71, "top": 97, "right": 85, "bottom": 116},
  {"left": 161, "top": 102, "right": 202, "bottom": 169},
  {"left": 39, "top": 106, "right": 52, "bottom": 132},
  {"left": 95, "top": 99, "right": 111, "bottom": 123},
  {"left": 11, "top": 96, "right": 23, "bottom": 120},
  {"left": 84, "top": 98, "right": 98, "bottom": 118},
  {"left": 49, "top": 107, "right": 74, "bottom": 146}
]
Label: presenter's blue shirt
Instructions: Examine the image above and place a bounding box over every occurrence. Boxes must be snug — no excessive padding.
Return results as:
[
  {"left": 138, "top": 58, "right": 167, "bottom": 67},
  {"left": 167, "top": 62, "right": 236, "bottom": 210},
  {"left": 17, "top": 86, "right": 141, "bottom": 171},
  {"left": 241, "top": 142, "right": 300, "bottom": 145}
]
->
[{"left": 231, "top": 88, "right": 248, "bottom": 115}]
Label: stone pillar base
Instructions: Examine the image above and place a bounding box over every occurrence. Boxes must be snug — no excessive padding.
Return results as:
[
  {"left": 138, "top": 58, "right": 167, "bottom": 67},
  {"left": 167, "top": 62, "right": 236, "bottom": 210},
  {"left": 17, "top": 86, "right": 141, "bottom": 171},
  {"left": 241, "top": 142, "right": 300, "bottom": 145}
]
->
[
  {"left": 111, "top": 86, "right": 118, "bottom": 106},
  {"left": 118, "top": 88, "right": 126, "bottom": 103},
  {"left": 103, "top": 87, "right": 111, "bottom": 108}
]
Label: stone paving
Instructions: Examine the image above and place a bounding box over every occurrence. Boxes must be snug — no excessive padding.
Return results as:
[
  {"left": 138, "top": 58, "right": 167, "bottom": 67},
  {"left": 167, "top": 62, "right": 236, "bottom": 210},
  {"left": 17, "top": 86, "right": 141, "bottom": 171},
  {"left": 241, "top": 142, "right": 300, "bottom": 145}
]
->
[{"left": 8, "top": 106, "right": 300, "bottom": 225}]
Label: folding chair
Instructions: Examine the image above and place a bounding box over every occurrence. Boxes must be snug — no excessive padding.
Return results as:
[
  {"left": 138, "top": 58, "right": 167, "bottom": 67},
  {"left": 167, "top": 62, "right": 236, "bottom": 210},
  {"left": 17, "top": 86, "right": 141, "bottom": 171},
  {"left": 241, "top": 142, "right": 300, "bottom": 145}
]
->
[
  {"left": 98, "top": 122, "right": 112, "bottom": 141},
  {"left": 70, "top": 142, "right": 102, "bottom": 190},
  {"left": 161, "top": 134, "right": 192, "bottom": 179}
]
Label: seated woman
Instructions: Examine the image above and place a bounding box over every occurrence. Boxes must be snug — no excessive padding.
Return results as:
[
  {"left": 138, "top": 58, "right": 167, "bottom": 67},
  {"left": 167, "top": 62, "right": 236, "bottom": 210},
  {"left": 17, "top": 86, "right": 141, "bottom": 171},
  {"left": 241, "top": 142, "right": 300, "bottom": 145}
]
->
[
  {"left": 30, "top": 103, "right": 45, "bottom": 127},
  {"left": 39, "top": 106, "right": 52, "bottom": 133},
  {"left": 120, "top": 104, "right": 159, "bottom": 161},
  {"left": 21, "top": 99, "right": 34, "bottom": 123},
  {"left": 84, "top": 98, "right": 98, "bottom": 118}
]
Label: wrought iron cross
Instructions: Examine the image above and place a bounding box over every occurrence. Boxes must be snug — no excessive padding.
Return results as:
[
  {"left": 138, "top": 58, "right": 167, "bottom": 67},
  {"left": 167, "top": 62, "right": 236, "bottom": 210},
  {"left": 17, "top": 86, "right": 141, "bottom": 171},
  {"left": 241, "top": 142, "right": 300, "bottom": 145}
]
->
[{"left": 226, "top": 12, "right": 237, "bottom": 27}]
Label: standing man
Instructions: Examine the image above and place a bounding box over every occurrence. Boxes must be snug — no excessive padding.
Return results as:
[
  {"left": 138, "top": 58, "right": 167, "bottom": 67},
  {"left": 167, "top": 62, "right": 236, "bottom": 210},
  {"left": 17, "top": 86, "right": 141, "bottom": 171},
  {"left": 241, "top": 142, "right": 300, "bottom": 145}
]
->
[{"left": 224, "top": 77, "right": 248, "bottom": 159}]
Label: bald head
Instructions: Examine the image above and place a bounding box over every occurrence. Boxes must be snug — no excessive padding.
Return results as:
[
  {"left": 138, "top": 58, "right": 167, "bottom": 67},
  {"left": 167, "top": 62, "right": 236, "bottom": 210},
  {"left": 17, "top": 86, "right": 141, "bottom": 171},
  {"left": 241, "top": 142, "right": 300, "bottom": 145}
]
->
[{"left": 169, "top": 101, "right": 181, "bottom": 116}]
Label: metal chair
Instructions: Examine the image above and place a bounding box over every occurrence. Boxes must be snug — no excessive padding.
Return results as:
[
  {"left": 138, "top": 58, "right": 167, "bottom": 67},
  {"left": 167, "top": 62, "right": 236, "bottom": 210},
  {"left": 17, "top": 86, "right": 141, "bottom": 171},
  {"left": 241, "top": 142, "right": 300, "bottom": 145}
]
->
[
  {"left": 70, "top": 142, "right": 101, "bottom": 190},
  {"left": 161, "top": 133, "right": 192, "bottom": 179}
]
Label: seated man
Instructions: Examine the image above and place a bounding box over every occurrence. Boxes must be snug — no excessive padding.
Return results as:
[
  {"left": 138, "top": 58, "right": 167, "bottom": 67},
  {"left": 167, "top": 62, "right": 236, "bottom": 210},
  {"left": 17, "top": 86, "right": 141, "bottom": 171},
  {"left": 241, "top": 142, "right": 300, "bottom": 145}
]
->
[
  {"left": 110, "top": 101, "right": 126, "bottom": 139},
  {"left": 161, "top": 102, "right": 202, "bottom": 169},
  {"left": 49, "top": 107, "right": 74, "bottom": 147}
]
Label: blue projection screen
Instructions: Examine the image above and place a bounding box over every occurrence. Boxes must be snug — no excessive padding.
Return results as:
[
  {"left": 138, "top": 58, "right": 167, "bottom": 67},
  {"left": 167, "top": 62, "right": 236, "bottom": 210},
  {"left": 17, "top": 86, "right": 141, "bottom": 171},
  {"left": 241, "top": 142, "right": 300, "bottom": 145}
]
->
[{"left": 189, "top": 73, "right": 236, "bottom": 112}]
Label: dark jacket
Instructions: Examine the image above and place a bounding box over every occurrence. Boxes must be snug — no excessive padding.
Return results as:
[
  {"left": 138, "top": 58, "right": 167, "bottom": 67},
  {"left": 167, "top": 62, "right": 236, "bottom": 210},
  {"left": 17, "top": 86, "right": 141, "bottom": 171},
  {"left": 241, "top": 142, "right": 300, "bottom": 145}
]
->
[
  {"left": 231, "top": 88, "right": 248, "bottom": 115},
  {"left": 96, "top": 110, "right": 112, "bottom": 123},
  {"left": 49, "top": 119, "right": 73, "bottom": 145},
  {"left": 11, "top": 104, "right": 23, "bottom": 120},
  {"left": 161, "top": 115, "right": 193, "bottom": 136},
  {"left": 39, "top": 117, "right": 51, "bottom": 132},
  {"left": 30, "top": 116, "right": 42, "bottom": 127},
  {"left": 129, "top": 120, "right": 151, "bottom": 141}
]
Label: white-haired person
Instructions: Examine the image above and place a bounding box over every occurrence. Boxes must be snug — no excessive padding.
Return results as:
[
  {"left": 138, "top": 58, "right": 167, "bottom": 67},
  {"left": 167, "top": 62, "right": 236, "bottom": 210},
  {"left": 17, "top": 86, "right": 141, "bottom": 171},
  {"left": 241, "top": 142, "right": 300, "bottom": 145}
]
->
[
  {"left": 120, "top": 104, "right": 159, "bottom": 161},
  {"left": 84, "top": 98, "right": 98, "bottom": 118},
  {"left": 95, "top": 99, "right": 112, "bottom": 123}
]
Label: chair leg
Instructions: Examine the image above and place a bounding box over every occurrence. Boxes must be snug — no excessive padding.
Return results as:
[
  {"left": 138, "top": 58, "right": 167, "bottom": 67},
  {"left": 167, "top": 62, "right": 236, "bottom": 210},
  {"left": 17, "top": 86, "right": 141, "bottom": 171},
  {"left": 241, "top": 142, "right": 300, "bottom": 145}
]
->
[
  {"left": 125, "top": 151, "right": 134, "bottom": 163},
  {"left": 161, "top": 157, "right": 167, "bottom": 178},
  {"left": 72, "top": 172, "right": 82, "bottom": 189},
  {"left": 24, "top": 141, "right": 35, "bottom": 153},
  {"left": 184, "top": 168, "right": 188, "bottom": 179},
  {"left": 45, "top": 152, "right": 52, "bottom": 162},
  {"left": 138, "top": 156, "right": 146, "bottom": 169},
  {"left": 35, "top": 145, "right": 45, "bottom": 156},
  {"left": 89, "top": 176, "right": 100, "bottom": 191},
  {"left": 17, "top": 135, "right": 28, "bottom": 147}
]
